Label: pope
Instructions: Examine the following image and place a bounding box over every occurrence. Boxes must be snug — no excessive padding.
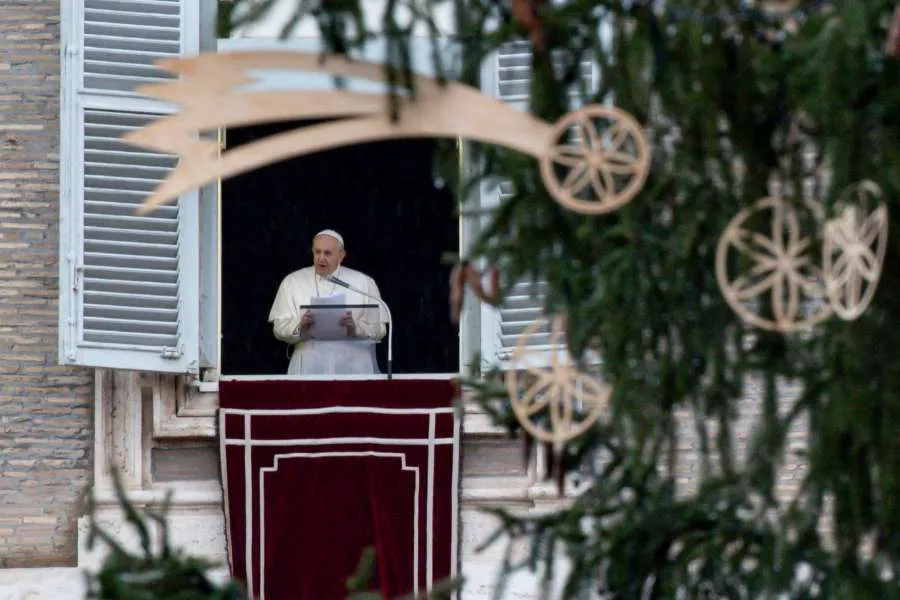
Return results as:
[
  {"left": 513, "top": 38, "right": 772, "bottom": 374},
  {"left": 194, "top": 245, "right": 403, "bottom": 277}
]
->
[{"left": 267, "top": 229, "right": 388, "bottom": 375}]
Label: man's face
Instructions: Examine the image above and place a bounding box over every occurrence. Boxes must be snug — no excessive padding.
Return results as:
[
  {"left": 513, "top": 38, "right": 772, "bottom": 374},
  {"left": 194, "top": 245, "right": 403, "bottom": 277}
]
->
[{"left": 312, "top": 235, "right": 345, "bottom": 276}]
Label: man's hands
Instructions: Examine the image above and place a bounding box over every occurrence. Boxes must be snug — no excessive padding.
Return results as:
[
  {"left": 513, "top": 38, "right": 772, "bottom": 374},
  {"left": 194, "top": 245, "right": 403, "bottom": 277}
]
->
[
  {"left": 299, "top": 310, "right": 315, "bottom": 332},
  {"left": 339, "top": 311, "right": 357, "bottom": 337}
]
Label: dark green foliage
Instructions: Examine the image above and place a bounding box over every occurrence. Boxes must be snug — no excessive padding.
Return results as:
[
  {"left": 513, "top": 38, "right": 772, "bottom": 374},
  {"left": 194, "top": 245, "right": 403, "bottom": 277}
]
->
[{"left": 221, "top": 0, "right": 900, "bottom": 597}]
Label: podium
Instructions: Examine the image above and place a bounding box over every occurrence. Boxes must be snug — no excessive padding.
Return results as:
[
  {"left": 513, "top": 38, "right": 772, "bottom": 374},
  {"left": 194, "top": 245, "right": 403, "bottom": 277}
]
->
[
  {"left": 297, "top": 302, "right": 392, "bottom": 377},
  {"left": 218, "top": 377, "right": 459, "bottom": 600}
]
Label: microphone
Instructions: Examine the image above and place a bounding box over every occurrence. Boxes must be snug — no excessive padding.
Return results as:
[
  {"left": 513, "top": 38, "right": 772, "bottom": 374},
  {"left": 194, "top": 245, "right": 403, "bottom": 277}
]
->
[
  {"left": 328, "top": 275, "right": 394, "bottom": 379},
  {"left": 326, "top": 275, "right": 352, "bottom": 290}
]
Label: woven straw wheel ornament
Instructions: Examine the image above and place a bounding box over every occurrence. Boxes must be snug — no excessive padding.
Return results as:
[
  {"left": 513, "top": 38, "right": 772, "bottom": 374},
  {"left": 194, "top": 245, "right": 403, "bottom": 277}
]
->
[
  {"left": 823, "top": 181, "right": 889, "bottom": 321},
  {"left": 539, "top": 106, "right": 651, "bottom": 215},
  {"left": 504, "top": 316, "right": 611, "bottom": 445},
  {"left": 716, "top": 197, "right": 832, "bottom": 332}
]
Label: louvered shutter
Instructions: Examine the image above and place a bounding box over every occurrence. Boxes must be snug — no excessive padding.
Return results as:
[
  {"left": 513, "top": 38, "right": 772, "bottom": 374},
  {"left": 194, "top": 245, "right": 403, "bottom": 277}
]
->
[
  {"left": 479, "top": 42, "right": 597, "bottom": 365},
  {"left": 59, "top": 0, "right": 201, "bottom": 373}
]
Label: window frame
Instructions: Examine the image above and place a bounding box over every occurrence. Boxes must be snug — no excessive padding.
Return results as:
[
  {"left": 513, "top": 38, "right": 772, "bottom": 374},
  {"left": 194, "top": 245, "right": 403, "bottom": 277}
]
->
[
  {"left": 211, "top": 35, "right": 474, "bottom": 380},
  {"left": 58, "top": 8, "right": 577, "bottom": 378}
]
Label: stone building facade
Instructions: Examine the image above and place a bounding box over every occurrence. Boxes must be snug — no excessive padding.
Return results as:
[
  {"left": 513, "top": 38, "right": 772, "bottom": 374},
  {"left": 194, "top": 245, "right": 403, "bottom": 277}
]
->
[{"left": 0, "top": 0, "right": 93, "bottom": 569}]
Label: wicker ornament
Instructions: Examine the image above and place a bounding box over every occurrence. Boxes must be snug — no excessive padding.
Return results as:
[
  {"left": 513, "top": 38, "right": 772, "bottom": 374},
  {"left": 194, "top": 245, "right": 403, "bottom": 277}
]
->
[
  {"left": 716, "top": 197, "right": 832, "bottom": 332},
  {"left": 504, "top": 316, "right": 611, "bottom": 445},
  {"left": 823, "top": 181, "right": 889, "bottom": 321},
  {"left": 539, "top": 106, "right": 651, "bottom": 215},
  {"left": 123, "top": 51, "right": 650, "bottom": 216}
]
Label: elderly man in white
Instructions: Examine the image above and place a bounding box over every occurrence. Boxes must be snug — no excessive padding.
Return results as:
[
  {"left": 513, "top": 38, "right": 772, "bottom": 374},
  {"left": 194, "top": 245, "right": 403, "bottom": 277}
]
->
[{"left": 268, "top": 230, "right": 388, "bottom": 375}]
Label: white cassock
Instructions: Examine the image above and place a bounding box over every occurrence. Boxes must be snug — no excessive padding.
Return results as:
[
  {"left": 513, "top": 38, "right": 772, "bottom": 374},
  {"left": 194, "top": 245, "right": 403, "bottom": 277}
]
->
[{"left": 268, "top": 266, "right": 388, "bottom": 375}]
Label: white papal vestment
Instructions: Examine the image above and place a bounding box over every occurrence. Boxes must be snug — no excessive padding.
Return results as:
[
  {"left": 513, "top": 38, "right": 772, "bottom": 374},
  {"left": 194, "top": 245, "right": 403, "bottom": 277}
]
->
[{"left": 268, "top": 266, "right": 388, "bottom": 375}]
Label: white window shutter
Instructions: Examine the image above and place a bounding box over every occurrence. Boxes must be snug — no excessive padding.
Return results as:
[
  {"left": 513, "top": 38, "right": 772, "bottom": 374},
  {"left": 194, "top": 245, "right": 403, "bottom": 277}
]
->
[
  {"left": 479, "top": 42, "right": 597, "bottom": 366},
  {"left": 59, "top": 0, "right": 201, "bottom": 373}
]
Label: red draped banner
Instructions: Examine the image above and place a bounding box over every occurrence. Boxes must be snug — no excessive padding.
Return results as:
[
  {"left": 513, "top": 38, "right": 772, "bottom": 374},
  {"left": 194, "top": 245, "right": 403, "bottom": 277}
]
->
[{"left": 218, "top": 379, "right": 460, "bottom": 600}]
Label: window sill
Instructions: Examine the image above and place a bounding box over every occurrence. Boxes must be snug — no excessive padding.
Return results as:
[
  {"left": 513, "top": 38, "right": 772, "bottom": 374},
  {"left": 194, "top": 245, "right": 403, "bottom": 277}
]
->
[
  {"left": 488, "top": 348, "right": 604, "bottom": 372},
  {"left": 194, "top": 380, "right": 219, "bottom": 393},
  {"left": 193, "top": 372, "right": 463, "bottom": 393}
]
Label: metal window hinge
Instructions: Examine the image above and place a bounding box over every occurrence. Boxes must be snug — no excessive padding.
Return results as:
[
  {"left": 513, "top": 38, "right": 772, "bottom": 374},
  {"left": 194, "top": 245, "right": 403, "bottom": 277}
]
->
[
  {"left": 64, "top": 253, "right": 79, "bottom": 361},
  {"left": 160, "top": 347, "right": 183, "bottom": 360},
  {"left": 72, "top": 263, "right": 83, "bottom": 292}
]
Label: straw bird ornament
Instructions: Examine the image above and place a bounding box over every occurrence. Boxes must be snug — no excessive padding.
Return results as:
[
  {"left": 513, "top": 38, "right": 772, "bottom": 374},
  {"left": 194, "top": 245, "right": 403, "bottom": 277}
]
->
[{"left": 123, "top": 50, "right": 651, "bottom": 216}]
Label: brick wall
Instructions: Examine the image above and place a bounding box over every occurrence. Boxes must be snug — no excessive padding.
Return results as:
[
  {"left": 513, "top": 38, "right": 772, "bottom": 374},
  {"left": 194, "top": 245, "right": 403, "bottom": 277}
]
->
[{"left": 0, "top": 0, "right": 93, "bottom": 567}]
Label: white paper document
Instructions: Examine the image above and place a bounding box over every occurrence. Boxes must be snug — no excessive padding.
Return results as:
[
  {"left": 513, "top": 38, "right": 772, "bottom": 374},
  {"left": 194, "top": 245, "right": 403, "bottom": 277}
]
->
[{"left": 306, "top": 294, "right": 349, "bottom": 340}]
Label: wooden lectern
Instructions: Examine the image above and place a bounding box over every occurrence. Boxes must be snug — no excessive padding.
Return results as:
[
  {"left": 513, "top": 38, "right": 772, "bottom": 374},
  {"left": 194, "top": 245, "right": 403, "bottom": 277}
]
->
[{"left": 218, "top": 378, "right": 459, "bottom": 600}]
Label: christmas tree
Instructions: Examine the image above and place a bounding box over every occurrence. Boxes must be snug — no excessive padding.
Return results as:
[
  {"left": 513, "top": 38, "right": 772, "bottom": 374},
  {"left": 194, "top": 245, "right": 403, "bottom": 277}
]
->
[{"left": 212, "top": 0, "right": 900, "bottom": 597}]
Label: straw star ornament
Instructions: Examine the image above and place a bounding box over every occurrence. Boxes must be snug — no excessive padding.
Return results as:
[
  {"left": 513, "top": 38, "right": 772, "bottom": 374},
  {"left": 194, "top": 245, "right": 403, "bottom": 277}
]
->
[{"left": 122, "top": 50, "right": 651, "bottom": 216}]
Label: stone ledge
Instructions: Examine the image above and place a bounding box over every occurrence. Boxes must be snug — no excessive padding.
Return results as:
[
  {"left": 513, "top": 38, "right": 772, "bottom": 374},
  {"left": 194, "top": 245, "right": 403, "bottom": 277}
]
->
[
  {"left": 0, "top": 555, "right": 73, "bottom": 569},
  {"left": 0, "top": 568, "right": 84, "bottom": 600}
]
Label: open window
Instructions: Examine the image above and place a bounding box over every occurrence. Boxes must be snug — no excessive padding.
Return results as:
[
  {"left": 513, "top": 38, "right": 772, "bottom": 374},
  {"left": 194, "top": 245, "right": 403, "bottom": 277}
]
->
[
  {"left": 58, "top": 3, "right": 599, "bottom": 378},
  {"left": 213, "top": 37, "right": 461, "bottom": 377}
]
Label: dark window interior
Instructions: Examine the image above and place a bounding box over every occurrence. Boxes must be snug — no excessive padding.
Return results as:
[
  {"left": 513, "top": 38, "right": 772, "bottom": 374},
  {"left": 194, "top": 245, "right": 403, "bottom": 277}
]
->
[{"left": 220, "top": 120, "right": 460, "bottom": 375}]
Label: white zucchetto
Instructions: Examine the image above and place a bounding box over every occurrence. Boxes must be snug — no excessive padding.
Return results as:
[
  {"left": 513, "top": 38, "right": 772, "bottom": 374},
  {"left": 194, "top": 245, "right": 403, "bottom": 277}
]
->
[{"left": 315, "top": 229, "right": 345, "bottom": 249}]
